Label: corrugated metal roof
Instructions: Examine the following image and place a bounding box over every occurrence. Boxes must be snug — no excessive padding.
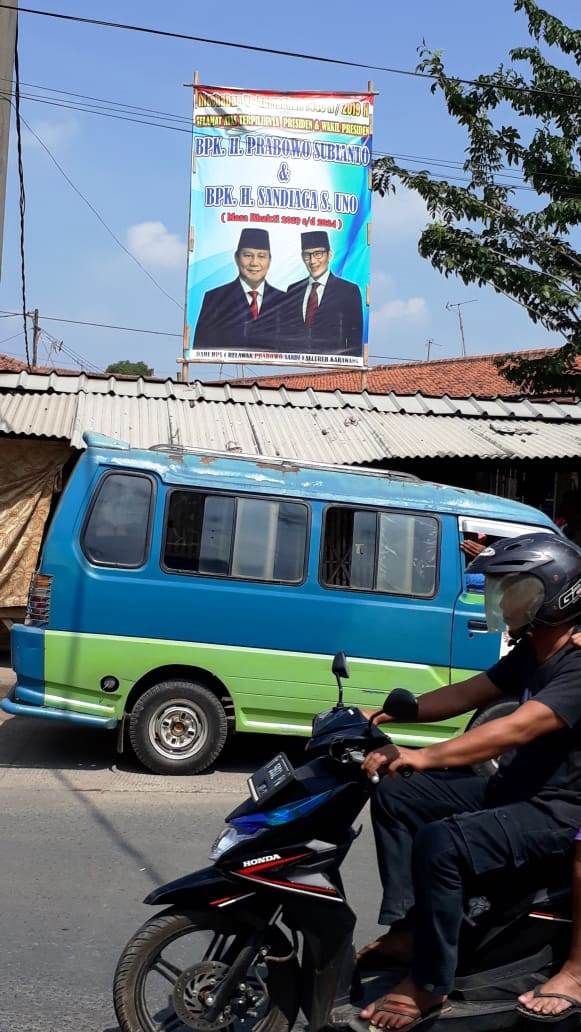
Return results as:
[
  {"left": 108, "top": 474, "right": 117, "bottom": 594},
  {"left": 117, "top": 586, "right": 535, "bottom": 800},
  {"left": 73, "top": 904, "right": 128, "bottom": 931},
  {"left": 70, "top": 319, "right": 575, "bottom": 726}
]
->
[
  {"left": 1, "top": 370, "right": 579, "bottom": 419},
  {"left": 1, "top": 370, "right": 581, "bottom": 462}
]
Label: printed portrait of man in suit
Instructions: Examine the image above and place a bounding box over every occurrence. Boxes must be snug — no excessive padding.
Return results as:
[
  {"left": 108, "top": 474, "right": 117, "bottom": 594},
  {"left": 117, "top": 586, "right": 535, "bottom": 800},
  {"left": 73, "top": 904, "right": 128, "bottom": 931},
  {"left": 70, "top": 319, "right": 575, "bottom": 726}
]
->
[
  {"left": 193, "top": 228, "right": 285, "bottom": 351},
  {"left": 285, "top": 230, "right": 363, "bottom": 356}
]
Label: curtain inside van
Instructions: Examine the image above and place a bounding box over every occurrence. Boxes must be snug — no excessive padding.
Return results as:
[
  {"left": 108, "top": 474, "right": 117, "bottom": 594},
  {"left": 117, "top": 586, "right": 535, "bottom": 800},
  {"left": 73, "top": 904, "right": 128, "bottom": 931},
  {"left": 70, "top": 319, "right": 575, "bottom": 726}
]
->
[{"left": 0, "top": 441, "right": 72, "bottom": 608}]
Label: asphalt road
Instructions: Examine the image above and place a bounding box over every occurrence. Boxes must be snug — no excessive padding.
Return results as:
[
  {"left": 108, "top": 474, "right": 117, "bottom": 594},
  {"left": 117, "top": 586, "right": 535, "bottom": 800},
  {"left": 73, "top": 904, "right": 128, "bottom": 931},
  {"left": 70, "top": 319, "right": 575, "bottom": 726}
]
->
[{"left": 0, "top": 711, "right": 380, "bottom": 1032}]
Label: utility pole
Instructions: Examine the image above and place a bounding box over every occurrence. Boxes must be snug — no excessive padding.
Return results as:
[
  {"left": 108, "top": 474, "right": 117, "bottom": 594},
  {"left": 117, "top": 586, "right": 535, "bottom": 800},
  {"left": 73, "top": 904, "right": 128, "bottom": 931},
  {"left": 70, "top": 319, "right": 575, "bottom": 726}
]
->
[
  {"left": 32, "top": 307, "right": 40, "bottom": 367},
  {"left": 0, "top": 2, "right": 17, "bottom": 280},
  {"left": 445, "top": 300, "right": 478, "bottom": 357},
  {"left": 425, "top": 338, "right": 442, "bottom": 362}
]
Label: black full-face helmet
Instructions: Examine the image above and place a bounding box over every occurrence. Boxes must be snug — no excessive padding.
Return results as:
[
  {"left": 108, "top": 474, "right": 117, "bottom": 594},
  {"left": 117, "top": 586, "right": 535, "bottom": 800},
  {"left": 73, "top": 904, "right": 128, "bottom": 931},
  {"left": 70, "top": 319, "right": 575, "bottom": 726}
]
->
[{"left": 468, "top": 532, "right": 581, "bottom": 637}]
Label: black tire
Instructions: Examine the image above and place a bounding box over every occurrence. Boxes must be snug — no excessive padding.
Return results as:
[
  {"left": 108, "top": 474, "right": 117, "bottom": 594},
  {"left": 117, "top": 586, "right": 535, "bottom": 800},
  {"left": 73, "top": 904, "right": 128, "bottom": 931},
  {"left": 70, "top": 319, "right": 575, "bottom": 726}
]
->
[
  {"left": 466, "top": 699, "right": 519, "bottom": 777},
  {"left": 129, "top": 680, "right": 228, "bottom": 775},
  {"left": 113, "top": 907, "right": 300, "bottom": 1032}
]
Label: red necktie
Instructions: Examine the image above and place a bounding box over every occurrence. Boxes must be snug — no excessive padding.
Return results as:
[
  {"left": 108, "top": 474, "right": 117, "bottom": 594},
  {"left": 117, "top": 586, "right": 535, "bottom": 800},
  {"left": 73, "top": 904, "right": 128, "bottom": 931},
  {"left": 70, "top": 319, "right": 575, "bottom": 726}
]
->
[
  {"left": 305, "top": 281, "right": 320, "bottom": 328},
  {"left": 249, "top": 290, "right": 259, "bottom": 320}
]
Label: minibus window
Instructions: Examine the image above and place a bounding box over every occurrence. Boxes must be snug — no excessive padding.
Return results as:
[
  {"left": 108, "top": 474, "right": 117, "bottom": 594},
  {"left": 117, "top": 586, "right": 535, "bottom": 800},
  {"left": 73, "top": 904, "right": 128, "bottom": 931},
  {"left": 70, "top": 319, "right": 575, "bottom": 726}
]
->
[
  {"left": 322, "top": 506, "right": 438, "bottom": 597},
  {"left": 231, "top": 499, "right": 307, "bottom": 582},
  {"left": 83, "top": 473, "right": 152, "bottom": 567},
  {"left": 164, "top": 492, "right": 234, "bottom": 574},
  {"left": 164, "top": 491, "right": 308, "bottom": 584}
]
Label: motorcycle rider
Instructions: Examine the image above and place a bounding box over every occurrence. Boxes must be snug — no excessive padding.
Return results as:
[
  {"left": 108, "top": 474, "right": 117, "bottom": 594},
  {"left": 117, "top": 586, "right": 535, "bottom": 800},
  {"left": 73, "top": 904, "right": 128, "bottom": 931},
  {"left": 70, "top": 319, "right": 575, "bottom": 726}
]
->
[{"left": 358, "top": 533, "right": 581, "bottom": 1030}]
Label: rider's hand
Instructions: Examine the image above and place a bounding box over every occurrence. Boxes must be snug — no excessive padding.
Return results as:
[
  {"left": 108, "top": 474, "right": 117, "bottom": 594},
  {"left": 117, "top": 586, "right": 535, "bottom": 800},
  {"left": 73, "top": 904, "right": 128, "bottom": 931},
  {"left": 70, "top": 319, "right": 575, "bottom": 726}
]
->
[
  {"left": 362, "top": 743, "right": 400, "bottom": 778},
  {"left": 386, "top": 745, "right": 430, "bottom": 778},
  {"left": 360, "top": 707, "right": 392, "bottom": 726},
  {"left": 362, "top": 744, "right": 429, "bottom": 780}
]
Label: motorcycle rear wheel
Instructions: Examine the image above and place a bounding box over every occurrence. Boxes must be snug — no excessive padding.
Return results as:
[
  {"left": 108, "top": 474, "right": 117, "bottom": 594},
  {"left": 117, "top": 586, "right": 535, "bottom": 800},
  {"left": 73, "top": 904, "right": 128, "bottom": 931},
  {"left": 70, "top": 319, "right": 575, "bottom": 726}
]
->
[{"left": 113, "top": 907, "right": 300, "bottom": 1032}]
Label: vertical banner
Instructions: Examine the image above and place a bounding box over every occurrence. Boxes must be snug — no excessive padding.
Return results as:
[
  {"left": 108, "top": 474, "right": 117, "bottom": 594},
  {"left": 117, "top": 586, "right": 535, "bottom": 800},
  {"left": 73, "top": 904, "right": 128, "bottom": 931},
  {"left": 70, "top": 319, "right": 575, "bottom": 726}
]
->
[{"left": 185, "top": 87, "right": 373, "bottom": 367}]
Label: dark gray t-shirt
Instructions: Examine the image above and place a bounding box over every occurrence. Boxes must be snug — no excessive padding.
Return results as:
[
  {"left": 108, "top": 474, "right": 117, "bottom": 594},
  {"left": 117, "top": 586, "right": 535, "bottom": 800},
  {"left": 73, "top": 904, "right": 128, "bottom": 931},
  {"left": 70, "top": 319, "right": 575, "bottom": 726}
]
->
[{"left": 486, "top": 637, "right": 581, "bottom": 825}]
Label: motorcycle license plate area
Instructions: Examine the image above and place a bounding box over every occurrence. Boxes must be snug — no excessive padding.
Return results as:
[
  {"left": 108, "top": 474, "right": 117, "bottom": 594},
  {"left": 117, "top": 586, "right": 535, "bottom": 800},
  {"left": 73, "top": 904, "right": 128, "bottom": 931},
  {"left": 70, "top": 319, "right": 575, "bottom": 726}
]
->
[{"left": 248, "top": 753, "right": 295, "bottom": 803}]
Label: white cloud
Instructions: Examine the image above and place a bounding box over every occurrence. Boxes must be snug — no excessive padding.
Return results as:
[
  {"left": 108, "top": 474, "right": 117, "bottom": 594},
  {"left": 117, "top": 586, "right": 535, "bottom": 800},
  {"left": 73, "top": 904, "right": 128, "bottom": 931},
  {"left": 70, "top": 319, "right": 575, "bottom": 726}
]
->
[
  {"left": 24, "top": 117, "right": 80, "bottom": 150},
  {"left": 370, "top": 296, "right": 428, "bottom": 344},
  {"left": 376, "top": 297, "right": 427, "bottom": 321},
  {"left": 371, "top": 270, "right": 395, "bottom": 295},
  {"left": 372, "top": 186, "right": 430, "bottom": 242},
  {"left": 126, "top": 221, "right": 184, "bottom": 269}
]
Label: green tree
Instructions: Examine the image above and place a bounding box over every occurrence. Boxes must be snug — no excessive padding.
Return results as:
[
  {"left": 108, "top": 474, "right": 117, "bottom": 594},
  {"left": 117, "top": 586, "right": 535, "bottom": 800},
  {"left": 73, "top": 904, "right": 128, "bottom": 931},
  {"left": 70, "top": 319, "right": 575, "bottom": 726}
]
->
[
  {"left": 105, "top": 360, "right": 154, "bottom": 377},
  {"left": 372, "top": 0, "right": 581, "bottom": 394}
]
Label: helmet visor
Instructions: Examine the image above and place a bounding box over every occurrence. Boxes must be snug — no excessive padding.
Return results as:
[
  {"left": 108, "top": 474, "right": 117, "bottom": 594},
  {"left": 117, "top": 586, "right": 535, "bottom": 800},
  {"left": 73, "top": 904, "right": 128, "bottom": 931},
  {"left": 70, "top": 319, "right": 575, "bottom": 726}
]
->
[{"left": 484, "top": 573, "right": 545, "bottom": 634}]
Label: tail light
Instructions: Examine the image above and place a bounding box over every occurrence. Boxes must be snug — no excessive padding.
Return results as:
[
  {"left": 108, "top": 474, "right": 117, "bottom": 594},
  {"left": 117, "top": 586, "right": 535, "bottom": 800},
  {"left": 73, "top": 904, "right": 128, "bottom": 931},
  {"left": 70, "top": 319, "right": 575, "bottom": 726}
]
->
[{"left": 25, "top": 573, "right": 53, "bottom": 626}]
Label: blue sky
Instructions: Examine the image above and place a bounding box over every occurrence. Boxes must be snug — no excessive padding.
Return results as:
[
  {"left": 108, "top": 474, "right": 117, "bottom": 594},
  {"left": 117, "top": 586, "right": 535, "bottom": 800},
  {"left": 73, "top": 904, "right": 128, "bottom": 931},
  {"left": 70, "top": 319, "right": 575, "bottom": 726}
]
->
[{"left": 0, "top": 0, "right": 578, "bottom": 379}]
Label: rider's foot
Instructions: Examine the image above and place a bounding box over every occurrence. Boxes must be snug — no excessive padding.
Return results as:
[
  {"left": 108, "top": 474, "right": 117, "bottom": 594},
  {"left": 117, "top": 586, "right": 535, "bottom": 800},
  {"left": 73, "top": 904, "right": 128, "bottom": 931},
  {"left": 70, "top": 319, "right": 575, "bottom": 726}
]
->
[
  {"left": 518, "top": 964, "right": 581, "bottom": 1017},
  {"left": 359, "top": 975, "right": 447, "bottom": 1029},
  {"left": 357, "top": 929, "right": 413, "bottom": 968}
]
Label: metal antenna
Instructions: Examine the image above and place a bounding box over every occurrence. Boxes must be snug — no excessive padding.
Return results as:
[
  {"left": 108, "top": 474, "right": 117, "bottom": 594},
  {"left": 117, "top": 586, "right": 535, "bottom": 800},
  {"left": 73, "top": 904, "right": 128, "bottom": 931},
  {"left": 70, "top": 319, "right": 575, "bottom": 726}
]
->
[{"left": 445, "top": 300, "right": 478, "bottom": 357}]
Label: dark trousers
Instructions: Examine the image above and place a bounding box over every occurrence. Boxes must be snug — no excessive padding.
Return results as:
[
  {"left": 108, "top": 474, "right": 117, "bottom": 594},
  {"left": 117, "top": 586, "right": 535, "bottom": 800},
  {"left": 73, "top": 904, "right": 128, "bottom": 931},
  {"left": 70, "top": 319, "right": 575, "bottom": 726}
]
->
[{"left": 371, "top": 771, "right": 576, "bottom": 995}]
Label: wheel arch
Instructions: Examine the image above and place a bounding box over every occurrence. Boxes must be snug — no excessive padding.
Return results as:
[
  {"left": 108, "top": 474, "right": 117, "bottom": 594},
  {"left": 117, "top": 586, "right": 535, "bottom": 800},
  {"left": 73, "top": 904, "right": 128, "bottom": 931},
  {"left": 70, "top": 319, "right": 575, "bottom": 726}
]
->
[{"left": 124, "top": 664, "right": 235, "bottom": 727}]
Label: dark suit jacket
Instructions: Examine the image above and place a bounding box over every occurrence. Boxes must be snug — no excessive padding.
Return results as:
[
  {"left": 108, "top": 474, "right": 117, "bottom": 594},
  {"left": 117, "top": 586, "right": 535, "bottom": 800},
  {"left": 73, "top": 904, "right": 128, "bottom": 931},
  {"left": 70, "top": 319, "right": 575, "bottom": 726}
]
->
[
  {"left": 193, "top": 279, "right": 286, "bottom": 351},
  {"left": 284, "top": 271, "right": 363, "bottom": 356}
]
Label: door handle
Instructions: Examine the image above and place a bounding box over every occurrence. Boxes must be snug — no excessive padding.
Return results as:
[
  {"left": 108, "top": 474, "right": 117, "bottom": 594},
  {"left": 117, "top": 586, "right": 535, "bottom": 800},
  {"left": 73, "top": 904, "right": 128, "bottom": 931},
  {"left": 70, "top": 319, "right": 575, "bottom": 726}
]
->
[{"left": 468, "top": 619, "right": 488, "bottom": 632}]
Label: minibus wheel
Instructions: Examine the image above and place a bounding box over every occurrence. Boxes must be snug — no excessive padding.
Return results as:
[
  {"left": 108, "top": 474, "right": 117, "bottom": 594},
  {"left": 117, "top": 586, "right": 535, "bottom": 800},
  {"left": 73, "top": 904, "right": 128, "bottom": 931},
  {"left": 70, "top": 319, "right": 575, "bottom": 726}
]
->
[
  {"left": 465, "top": 699, "right": 519, "bottom": 777},
  {"left": 129, "top": 680, "right": 228, "bottom": 775}
]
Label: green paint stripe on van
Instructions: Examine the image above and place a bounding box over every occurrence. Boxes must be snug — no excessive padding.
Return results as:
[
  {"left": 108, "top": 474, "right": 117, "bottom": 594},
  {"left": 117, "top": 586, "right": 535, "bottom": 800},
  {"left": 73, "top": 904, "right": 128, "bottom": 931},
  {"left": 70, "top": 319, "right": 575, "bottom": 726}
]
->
[{"left": 44, "top": 631, "right": 471, "bottom": 741}]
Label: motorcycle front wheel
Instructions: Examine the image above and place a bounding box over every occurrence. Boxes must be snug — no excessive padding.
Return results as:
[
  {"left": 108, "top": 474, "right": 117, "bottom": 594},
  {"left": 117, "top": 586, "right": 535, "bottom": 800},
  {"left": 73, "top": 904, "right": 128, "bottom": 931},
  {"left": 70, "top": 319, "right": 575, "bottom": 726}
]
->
[{"left": 113, "top": 907, "right": 300, "bottom": 1032}]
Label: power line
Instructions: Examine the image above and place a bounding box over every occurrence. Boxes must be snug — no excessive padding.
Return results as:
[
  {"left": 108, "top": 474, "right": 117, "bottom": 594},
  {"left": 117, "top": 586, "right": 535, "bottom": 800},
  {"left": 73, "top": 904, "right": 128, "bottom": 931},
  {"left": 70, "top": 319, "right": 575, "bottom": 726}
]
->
[
  {"left": 1, "top": 3, "right": 578, "bottom": 102},
  {"left": 2, "top": 88, "right": 576, "bottom": 194},
  {"left": 13, "top": 21, "right": 31, "bottom": 370},
  {"left": 1, "top": 76, "right": 577, "bottom": 187},
  {"left": 1, "top": 75, "right": 579, "bottom": 187},
  {"left": 0, "top": 309, "right": 181, "bottom": 336},
  {"left": 0, "top": 90, "right": 554, "bottom": 195},
  {"left": 11, "top": 106, "right": 183, "bottom": 310},
  {"left": 0, "top": 330, "right": 24, "bottom": 346}
]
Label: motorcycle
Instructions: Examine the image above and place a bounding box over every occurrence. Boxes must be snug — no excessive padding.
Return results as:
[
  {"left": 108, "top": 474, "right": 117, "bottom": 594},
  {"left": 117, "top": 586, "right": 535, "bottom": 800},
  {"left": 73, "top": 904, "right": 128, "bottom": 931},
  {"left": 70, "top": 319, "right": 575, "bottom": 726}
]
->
[{"left": 114, "top": 653, "right": 572, "bottom": 1032}]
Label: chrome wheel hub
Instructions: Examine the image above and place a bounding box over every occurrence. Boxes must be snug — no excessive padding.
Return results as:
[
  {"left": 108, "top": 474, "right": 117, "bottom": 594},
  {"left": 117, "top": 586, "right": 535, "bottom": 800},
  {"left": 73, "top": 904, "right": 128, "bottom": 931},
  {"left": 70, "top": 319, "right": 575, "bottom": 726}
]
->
[{"left": 149, "top": 701, "right": 208, "bottom": 760}]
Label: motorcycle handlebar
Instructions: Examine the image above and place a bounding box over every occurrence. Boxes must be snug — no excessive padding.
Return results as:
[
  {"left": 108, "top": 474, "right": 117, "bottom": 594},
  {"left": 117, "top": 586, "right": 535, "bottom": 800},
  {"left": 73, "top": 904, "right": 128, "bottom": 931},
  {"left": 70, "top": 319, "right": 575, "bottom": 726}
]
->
[{"left": 339, "top": 747, "right": 414, "bottom": 782}]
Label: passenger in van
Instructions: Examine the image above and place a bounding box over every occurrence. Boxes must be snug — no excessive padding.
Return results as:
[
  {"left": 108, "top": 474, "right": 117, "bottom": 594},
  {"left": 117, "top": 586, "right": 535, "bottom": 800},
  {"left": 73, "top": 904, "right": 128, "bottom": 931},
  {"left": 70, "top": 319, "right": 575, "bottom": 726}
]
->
[
  {"left": 460, "top": 531, "right": 487, "bottom": 561},
  {"left": 357, "top": 535, "right": 581, "bottom": 1031},
  {"left": 461, "top": 532, "right": 488, "bottom": 593}
]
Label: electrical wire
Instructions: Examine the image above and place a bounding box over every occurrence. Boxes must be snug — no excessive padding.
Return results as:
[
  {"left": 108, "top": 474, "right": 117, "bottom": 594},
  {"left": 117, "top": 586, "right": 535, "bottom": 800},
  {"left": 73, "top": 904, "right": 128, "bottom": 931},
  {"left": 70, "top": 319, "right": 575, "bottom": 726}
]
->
[
  {"left": 1, "top": 88, "right": 576, "bottom": 194},
  {"left": 1, "top": 3, "right": 579, "bottom": 102},
  {"left": 0, "top": 331, "right": 24, "bottom": 346},
  {"left": 0, "top": 75, "right": 579, "bottom": 188},
  {"left": 9, "top": 105, "right": 183, "bottom": 309},
  {"left": 12, "top": 22, "right": 31, "bottom": 369},
  {"left": 0, "top": 309, "right": 181, "bottom": 336}
]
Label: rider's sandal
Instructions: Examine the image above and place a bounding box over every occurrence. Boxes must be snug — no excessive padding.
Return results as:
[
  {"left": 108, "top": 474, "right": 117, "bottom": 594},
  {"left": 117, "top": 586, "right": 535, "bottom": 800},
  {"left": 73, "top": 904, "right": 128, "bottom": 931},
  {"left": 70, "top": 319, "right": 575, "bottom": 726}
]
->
[
  {"left": 358, "top": 1000, "right": 452, "bottom": 1030},
  {"left": 516, "top": 988, "right": 581, "bottom": 1023}
]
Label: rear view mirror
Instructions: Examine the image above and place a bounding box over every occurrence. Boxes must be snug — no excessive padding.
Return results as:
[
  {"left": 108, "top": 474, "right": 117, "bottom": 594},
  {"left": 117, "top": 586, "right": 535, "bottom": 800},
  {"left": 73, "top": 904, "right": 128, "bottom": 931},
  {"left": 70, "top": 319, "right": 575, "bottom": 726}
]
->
[
  {"left": 382, "top": 688, "right": 418, "bottom": 723},
  {"left": 332, "top": 651, "right": 350, "bottom": 681}
]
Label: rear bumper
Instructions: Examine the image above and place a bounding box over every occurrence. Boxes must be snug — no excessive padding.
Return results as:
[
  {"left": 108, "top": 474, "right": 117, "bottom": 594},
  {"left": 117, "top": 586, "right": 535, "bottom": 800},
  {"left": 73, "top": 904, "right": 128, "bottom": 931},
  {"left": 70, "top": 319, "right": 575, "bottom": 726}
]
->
[{"left": 1, "top": 685, "right": 118, "bottom": 729}]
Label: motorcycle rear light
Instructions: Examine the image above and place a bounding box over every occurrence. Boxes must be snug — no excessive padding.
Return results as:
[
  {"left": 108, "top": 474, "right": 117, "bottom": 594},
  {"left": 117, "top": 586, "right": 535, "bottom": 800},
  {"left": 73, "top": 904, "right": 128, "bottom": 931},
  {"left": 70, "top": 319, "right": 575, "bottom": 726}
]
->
[{"left": 25, "top": 573, "right": 53, "bottom": 626}]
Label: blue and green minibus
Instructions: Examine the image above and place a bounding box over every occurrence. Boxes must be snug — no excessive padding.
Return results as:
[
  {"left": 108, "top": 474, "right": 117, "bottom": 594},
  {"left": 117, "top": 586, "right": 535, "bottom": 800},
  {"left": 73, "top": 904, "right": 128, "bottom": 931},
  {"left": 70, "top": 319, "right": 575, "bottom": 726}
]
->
[{"left": 1, "top": 431, "right": 556, "bottom": 774}]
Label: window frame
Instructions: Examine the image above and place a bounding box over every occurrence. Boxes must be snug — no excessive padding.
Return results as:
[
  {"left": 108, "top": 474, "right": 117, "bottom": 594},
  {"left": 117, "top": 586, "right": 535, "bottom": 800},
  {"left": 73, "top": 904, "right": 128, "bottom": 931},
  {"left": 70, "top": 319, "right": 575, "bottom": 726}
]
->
[
  {"left": 319, "top": 502, "right": 441, "bottom": 600},
  {"left": 81, "top": 470, "right": 156, "bottom": 570},
  {"left": 160, "top": 486, "right": 311, "bottom": 587}
]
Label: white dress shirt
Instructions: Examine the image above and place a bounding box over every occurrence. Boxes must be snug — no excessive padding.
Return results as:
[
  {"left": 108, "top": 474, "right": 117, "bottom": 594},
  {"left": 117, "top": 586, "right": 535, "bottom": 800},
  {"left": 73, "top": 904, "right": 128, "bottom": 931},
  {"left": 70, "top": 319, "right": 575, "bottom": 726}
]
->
[
  {"left": 240, "top": 278, "right": 265, "bottom": 313},
  {"left": 302, "top": 269, "right": 330, "bottom": 322}
]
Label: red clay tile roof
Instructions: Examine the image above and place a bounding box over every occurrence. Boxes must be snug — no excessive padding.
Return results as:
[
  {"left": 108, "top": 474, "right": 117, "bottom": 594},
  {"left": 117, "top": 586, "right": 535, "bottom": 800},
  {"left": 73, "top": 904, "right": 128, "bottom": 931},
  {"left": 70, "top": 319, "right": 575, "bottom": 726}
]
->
[
  {"left": 227, "top": 348, "right": 574, "bottom": 398},
  {"left": 0, "top": 352, "right": 78, "bottom": 375}
]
